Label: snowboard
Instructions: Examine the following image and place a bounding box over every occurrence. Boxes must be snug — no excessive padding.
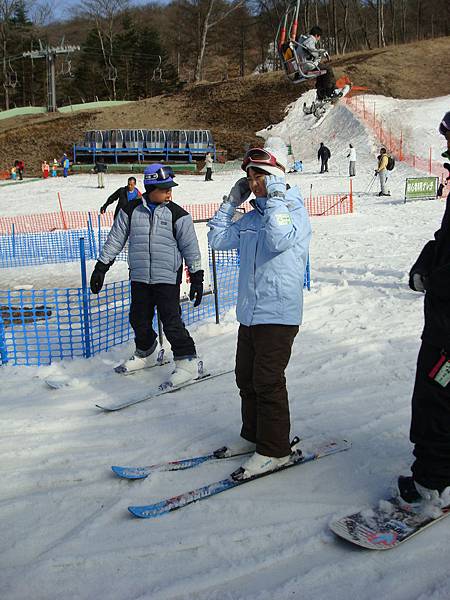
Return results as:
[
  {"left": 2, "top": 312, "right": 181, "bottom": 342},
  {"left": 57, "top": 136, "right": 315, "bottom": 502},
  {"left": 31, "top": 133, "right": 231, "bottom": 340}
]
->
[
  {"left": 303, "top": 84, "right": 351, "bottom": 129},
  {"left": 330, "top": 497, "right": 450, "bottom": 550}
]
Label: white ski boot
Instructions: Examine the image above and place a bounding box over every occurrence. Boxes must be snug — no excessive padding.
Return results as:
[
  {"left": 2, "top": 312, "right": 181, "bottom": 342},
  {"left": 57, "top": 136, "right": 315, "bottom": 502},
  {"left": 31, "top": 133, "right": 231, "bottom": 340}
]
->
[
  {"left": 237, "top": 451, "right": 291, "bottom": 479},
  {"left": 115, "top": 346, "right": 165, "bottom": 375},
  {"left": 166, "top": 357, "right": 198, "bottom": 388}
]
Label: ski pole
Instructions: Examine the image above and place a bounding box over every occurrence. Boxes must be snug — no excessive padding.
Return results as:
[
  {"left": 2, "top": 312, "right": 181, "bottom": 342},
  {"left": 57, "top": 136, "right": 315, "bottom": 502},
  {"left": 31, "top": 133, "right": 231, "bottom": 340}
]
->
[{"left": 366, "top": 173, "right": 376, "bottom": 193}]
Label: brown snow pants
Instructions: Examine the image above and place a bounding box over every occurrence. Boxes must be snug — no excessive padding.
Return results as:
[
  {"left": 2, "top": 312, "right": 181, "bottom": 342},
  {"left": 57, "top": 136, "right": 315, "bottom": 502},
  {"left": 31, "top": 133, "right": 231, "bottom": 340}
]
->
[{"left": 235, "top": 323, "right": 299, "bottom": 458}]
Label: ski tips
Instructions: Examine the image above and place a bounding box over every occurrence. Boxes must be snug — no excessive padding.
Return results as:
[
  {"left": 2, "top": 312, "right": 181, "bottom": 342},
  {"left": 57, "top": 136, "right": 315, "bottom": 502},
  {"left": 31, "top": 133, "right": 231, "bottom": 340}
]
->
[{"left": 111, "top": 465, "right": 150, "bottom": 479}]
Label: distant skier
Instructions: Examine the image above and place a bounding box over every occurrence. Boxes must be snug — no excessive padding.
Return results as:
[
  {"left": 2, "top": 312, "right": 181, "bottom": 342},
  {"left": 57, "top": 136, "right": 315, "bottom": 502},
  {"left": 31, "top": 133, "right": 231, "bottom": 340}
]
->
[
  {"left": 100, "top": 177, "right": 142, "bottom": 218},
  {"left": 297, "top": 26, "right": 339, "bottom": 101},
  {"left": 14, "top": 159, "right": 24, "bottom": 180},
  {"left": 398, "top": 189, "right": 450, "bottom": 509},
  {"left": 204, "top": 152, "right": 213, "bottom": 181},
  {"left": 94, "top": 159, "right": 107, "bottom": 189},
  {"left": 318, "top": 142, "right": 331, "bottom": 173},
  {"left": 61, "top": 154, "right": 70, "bottom": 178},
  {"left": 347, "top": 143, "right": 356, "bottom": 177},
  {"left": 375, "top": 148, "right": 390, "bottom": 196},
  {"left": 288, "top": 159, "right": 303, "bottom": 173},
  {"left": 41, "top": 160, "right": 50, "bottom": 179},
  {"left": 51, "top": 159, "right": 58, "bottom": 177},
  {"left": 208, "top": 137, "right": 311, "bottom": 479},
  {"left": 90, "top": 164, "right": 204, "bottom": 386},
  {"left": 439, "top": 111, "right": 450, "bottom": 160}
]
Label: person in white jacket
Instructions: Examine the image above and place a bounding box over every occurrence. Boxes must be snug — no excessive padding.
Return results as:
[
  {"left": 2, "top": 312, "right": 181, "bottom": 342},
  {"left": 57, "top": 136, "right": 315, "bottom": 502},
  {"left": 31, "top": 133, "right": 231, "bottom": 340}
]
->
[{"left": 347, "top": 144, "right": 356, "bottom": 177}]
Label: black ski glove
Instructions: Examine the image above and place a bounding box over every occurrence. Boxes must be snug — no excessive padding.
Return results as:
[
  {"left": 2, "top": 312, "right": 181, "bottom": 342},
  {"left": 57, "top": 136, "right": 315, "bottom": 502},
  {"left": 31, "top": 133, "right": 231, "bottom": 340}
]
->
[
  {"left": 189, "top": 270, "right": 204, "bottom": 307},
  {"left": 90, "top": 261, "right": 111, "bottom": 294}
]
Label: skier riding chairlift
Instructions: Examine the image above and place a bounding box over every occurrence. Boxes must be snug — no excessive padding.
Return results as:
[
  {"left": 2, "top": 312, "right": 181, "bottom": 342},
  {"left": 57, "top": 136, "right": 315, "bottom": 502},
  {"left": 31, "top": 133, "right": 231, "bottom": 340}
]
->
[{"left": 277, "top": 2, "right": 326, "bottom": 84}]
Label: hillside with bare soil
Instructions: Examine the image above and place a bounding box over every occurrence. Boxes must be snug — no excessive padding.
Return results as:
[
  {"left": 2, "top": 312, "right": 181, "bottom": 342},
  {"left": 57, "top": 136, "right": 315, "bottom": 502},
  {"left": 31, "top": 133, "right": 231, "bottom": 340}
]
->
[{"left": 1, "top": 36, "right": 449, "bottom": 175}]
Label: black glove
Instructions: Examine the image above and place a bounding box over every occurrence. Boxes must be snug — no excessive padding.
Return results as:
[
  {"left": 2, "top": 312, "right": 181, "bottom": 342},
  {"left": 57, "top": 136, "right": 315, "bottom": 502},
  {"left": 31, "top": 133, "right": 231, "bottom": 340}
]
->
[
  {"left": 189, "top": 270, "right": 204, "bottom": 307},
  {"left": 100, "top": 204, "right": 108, "bottom": 214},
  {"left": 90, "top": 261, "right": 110, "bottom": 294}
]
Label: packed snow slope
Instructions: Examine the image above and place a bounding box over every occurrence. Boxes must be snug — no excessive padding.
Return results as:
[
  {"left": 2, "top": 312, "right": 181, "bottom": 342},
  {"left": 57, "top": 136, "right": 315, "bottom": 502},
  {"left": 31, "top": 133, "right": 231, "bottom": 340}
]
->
[{"left": 1, "top": 95, "right": 450, "bottom": 600}]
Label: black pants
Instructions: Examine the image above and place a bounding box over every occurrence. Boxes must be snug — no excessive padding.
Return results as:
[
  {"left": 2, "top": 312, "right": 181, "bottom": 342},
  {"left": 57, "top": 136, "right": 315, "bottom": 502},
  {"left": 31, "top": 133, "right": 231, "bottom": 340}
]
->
[
  {"left": 235, "top": 324, "right": 299, "bottom": 457},
  {"left": 129, "top": 281, "right": 196, "bottom": 359},
  {"left": 410, "top": 341, "right": 450, "bottom": 491},
  {"left": 320, "top": 159, "right": 329, "bottom": 173},
  {"left": 205, "top": 167, "right": 213, "bottom": 181},
  {"left": 316, "top": 64, "right": 336, "bottom": 100}
]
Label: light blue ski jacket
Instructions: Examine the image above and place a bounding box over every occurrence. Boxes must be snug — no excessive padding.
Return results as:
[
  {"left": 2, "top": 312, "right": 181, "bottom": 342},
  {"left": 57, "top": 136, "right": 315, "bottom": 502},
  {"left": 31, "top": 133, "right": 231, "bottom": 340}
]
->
[{"left": 207, "top": 186, "right": 311, "bottom": 326}]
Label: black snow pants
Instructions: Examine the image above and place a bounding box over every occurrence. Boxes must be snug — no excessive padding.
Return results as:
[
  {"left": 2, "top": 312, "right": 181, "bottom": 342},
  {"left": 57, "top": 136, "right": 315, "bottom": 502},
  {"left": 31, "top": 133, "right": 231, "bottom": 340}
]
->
[
  {"left": 235, "top": 323, "right": 299, "bottom": 458},
  {"left": 129, "top": 281, "right": 196, "bottom": 359},
  {"left": 410, "top": 341, "right": 450, "bottom": 491},
  {"left": 316, "top": 64, "right": 336, "bottom": 100}
]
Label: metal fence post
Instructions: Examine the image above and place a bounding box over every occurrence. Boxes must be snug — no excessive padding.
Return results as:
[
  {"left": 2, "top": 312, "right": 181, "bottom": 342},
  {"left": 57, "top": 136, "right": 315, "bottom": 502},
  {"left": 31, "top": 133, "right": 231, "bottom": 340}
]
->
[
  {"left": 211, "top": 249, "right": 220, "bottom": 324},
  {"left": 79, "top": 237, "right": 92, "bottom": 358}
]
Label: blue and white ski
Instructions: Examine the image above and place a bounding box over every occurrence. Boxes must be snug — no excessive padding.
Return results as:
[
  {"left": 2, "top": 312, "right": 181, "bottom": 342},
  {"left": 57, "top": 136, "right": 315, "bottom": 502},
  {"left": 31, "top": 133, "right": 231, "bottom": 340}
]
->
[
  {"left": 96, "top": 363, "right": 234, "bottom": 412},
  {"left": 128, "top": 439, "right": 351, "bottom": 518},
  {"left": 112, "top": 445, "right": 254, "bottom": 480}
]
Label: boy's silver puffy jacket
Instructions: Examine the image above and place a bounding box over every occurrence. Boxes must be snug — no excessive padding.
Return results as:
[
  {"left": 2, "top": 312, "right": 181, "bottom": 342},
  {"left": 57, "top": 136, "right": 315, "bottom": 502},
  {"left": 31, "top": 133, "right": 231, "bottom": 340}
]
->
[{"left": 98, "top": 195, "right": 202, "bottom": 283}]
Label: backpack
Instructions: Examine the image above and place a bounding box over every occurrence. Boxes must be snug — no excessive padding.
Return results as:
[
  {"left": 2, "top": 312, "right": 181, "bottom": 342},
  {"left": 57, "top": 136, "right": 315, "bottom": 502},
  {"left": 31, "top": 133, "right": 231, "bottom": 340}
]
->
[{"left": 386, "top": 155, "right": 395, "bottom": 171}]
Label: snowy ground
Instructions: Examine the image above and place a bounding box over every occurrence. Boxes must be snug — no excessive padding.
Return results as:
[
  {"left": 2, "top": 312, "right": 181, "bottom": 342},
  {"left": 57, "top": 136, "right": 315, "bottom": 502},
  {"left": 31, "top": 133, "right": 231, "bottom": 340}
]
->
[{"left": 1, "top": 95, "right": 450, "bottom": 600}]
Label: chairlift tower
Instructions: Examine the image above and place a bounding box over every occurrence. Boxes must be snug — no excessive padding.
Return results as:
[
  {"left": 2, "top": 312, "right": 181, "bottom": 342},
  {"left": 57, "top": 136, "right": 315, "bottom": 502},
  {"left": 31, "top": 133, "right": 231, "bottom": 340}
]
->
[{"left": 22, "top": 42, "right": 80, "bottom": 112}]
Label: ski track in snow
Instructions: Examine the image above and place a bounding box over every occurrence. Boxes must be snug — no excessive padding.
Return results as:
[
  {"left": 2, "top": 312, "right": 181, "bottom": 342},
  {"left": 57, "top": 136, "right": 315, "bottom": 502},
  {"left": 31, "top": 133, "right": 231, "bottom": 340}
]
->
[{"left": 1, "top": 94, "right": 450, "bottom": 599}]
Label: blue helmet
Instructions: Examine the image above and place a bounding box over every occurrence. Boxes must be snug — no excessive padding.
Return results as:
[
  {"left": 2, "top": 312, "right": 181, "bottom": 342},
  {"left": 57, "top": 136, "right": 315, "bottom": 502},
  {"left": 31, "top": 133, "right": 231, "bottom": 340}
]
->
[{"left": 143, "top": 164, "right": 178, "bottom": 189}]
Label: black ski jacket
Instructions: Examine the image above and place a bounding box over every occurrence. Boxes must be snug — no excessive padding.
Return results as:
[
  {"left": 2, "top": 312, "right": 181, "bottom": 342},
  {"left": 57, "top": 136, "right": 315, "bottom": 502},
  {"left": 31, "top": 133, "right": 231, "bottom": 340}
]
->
[
  {"left": 318, "top": 146, "right": 331, "bottom": 161},
  {"left": 410, "top": 191, "right": 450, "bottom": 351},
  {"left": 104, "top": 186, "right": 141, "bottom": 219}
]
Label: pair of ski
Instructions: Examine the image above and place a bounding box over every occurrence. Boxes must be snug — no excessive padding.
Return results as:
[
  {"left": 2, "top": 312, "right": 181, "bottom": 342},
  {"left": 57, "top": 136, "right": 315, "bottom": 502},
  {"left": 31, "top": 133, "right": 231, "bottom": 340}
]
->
[
  {"left": 114, "top": 437, "right": 450, "bottom": 548},
  {"left": 113, "top": 438, "right": 352, "bottom": 519},
  {"left": 97, "top": 361, "right": 234, "bottom": 411}
]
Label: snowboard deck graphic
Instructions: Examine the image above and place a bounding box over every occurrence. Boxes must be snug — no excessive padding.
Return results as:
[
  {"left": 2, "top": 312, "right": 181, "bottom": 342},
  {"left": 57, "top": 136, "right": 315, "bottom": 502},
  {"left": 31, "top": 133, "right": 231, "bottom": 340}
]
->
[{"left": 330, "top": 497, "right": 450, "bottom": 550}]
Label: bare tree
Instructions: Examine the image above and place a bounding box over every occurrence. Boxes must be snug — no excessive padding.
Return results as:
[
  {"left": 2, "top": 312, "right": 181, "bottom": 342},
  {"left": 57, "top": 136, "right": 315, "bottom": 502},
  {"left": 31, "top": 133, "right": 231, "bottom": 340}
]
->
[
  {"left": 78, "top": 0, "right": 129, "bottom": 98},
  {"left": 0, "top": 0, "right": 21, "bottom": 109},
  {"left": 194, "top": 0, "right": 247, "bottom": 82}
]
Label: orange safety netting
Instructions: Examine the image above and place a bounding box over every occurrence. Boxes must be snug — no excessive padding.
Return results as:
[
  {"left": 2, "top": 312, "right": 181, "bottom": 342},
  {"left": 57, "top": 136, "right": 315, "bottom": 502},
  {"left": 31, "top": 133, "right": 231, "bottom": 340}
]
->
[
  {"left": 0, "top": 195, "right": 353, "bottom": 235},
  {"left": 345, "top": 96, "right": 448, "bottom": 182}
]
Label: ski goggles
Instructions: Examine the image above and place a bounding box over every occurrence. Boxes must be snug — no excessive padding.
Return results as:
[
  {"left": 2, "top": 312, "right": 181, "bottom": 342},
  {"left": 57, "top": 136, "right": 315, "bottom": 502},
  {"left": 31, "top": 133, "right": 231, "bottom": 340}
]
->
[
  {"left": 144, "top": 166, "right": 175, "bottom": 183},
  {"left": 241, "top": 148, "right": 285, "bottom": 172}
]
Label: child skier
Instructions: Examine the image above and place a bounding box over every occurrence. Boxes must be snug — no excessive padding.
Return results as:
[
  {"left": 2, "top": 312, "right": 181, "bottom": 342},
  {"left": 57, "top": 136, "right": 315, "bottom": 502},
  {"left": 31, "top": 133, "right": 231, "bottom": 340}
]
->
[
  {"left": 398, "top": 188, "right": 450, "bottom": 509},
  {"left": 208, "top": 137, "right": 312, "bottom": 479},
  {"left": 90, "top": 164, "right": 204, "bottom": 386}
]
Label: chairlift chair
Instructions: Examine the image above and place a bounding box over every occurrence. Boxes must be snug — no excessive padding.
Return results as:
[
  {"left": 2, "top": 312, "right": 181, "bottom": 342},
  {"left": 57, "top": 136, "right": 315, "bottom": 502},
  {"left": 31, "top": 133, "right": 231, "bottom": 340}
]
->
[
  {"left": 5, "top": 61, "right": 18, "bottom": 88},
  {"left": 276, "top": 1, "right": 326, "bottom": 84},
  {"left": 151, "top": 56, "right": 162, "bottom": 82}
]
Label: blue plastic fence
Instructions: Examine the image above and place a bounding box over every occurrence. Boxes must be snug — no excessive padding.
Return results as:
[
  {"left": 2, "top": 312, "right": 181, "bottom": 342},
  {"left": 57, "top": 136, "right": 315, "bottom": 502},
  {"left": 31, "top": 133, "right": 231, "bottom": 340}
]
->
[
  {"left": 0, "top": 226, "right": 127, "bottom": 268},
  {"left": 0, "top": 226, "right": 310, "bottom": 366},
  {"left": 0, "top": 248, "right": 240, "bottom": 366}
]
